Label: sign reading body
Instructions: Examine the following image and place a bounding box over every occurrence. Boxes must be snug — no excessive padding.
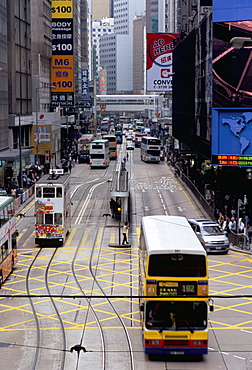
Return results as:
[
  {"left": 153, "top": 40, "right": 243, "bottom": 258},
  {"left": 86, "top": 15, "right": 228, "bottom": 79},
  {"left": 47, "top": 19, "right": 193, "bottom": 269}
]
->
[
  {"left": 51, "top": 0, "right": 74, "bottom": 107},
  {"left": 146, "top": 33, "right": 179, "bottom": 92}
]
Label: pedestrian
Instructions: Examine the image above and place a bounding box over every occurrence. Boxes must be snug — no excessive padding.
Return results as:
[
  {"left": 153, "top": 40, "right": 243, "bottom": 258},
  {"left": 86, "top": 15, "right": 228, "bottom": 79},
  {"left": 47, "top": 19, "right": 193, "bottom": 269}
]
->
[
  {"left": 122, "top": 222, "right": 130, "bottom": 245},
  {"left": 69, "top": 161, "right": 72, "bottom": 173},
  {"left": 110, "top": 198, "right": 115, "bottom": 218},
  {"left": 126, "top": 152, "right": 129, "bottom": 160},
  {"left": 228, "top": 216, "right": 237, "bottom": 233},
  {"left": 238, "top": 218, "right": 245, "bottom": 233}
]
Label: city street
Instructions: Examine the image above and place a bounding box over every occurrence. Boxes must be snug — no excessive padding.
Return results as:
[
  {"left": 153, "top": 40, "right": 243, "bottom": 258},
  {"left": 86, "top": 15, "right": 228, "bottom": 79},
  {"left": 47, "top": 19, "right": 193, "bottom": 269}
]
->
[{"left": 0, "top": 141, "right": 252, "bottom": 369}]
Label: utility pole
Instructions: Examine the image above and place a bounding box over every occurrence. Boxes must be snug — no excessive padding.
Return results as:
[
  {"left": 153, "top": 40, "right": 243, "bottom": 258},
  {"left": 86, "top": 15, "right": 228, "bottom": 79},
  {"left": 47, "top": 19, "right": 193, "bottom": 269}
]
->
[
  {"left": 92, "top": 45, "right": 97, "bottom": 137},
  {"left": 19, "top": 114, "right": 23, "bottom": 189}
]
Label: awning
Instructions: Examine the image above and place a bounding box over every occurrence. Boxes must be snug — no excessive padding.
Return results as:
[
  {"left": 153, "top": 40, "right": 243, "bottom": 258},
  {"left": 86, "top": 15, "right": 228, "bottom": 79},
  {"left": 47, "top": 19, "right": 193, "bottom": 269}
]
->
[{"left": 0, "top": 148, "right": 32, "bottom": 162}]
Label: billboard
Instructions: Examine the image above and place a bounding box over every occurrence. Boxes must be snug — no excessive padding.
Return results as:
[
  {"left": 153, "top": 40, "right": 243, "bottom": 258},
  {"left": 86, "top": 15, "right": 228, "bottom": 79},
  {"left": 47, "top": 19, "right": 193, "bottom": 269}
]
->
[
  {"left": 146, "top": 33, "right": 179, "bottom": 92},
  {"left": 211, "top": 19, "right": 252, "bottom": 166},
  {"left": 51, "top": 0, "right": 74, "bottom": 107}
]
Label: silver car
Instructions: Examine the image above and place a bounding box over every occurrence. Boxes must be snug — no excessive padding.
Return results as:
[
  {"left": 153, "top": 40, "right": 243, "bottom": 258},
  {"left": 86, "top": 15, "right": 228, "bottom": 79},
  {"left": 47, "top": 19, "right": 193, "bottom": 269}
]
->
[{"left": 188, "top": 218, "right": 230, "bottom": 254}]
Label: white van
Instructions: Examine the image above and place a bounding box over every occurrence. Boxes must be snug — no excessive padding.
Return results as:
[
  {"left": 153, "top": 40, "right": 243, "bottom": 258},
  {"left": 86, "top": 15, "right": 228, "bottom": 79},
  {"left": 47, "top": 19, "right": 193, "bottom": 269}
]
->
[{"left": 188, "top": 218, "right": 230, "bottom": 253}]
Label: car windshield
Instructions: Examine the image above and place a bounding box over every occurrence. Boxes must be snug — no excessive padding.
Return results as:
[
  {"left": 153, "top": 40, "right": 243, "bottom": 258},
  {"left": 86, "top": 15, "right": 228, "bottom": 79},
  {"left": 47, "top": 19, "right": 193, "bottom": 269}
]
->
[{"left": 202, "top": 225, "right": 222, "bottom": 235}]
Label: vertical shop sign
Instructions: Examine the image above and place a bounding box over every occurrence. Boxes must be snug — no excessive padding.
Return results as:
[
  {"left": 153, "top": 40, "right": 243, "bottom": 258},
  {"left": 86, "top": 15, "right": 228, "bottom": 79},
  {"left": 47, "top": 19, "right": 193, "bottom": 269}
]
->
[{"left": 51, "top": 0, "right": 74, "bottom": 107}]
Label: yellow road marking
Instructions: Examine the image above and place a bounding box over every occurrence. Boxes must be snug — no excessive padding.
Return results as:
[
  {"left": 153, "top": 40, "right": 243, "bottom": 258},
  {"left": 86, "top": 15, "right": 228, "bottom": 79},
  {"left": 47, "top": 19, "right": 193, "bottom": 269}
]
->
[
  {"left": 65, "top": 227, "right": 76, "bottom": 246},
  {"left": 81, "top": 228, "right": 90, "bottom": 245},
  {"left": 96, "top": 227, "right": 103, "bottom": 245}
]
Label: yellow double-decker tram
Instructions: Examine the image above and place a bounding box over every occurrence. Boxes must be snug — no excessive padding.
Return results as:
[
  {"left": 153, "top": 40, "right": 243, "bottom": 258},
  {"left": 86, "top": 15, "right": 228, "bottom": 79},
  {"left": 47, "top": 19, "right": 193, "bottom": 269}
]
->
[{"left": 139, "top": 215, "right": 210, "bottom": 356}]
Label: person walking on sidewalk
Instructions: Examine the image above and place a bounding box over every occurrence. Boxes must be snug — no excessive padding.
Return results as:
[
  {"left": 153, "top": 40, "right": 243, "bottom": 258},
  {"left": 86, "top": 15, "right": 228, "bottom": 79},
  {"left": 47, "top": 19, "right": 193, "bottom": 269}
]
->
[{"left": 122, "top": 222, "right": 130, "bottom": 245}]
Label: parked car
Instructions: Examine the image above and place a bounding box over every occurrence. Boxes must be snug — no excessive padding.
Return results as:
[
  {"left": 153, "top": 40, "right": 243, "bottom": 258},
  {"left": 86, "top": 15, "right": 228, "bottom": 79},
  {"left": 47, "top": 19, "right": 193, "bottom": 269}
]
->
[{"left": 188, "top": 218, "right": 230, "bottom": 253}]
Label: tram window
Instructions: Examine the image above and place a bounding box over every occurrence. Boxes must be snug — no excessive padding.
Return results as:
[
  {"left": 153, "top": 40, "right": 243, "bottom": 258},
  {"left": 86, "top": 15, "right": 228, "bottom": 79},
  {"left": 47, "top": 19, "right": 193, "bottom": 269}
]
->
[
  {"left": 45, "top": 213, "right": 53, "bottom": 224},
  {"left": 1, "top": 242, "right": 8, "bottom": 259},
  {"left": 0, "top": 208, "right": 8, "bottom": 226},
  {"left": 36, "top": 187, "right": 42, "bottom": 197},
  {"left": 55, "top": 213, "right": 62, "bottom": 225},
  {"left": 43, "top": 187, "right": 55, "bottom": 198},
  {"left": 36, "top": 213, "right": 44, "bottom": 224},
  {"left": 56, "top": 187, "right": 62, "bottom": 198}
]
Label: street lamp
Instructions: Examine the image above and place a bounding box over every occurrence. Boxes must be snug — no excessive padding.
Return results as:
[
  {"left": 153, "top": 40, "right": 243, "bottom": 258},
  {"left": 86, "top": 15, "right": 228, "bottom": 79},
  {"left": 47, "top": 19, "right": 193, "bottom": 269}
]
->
[
  {"left": 35, "top": 87, "right": 39, "bottom": 165},
  {"left": 19, "top": 114, "right": 23, "bottom": 189}
]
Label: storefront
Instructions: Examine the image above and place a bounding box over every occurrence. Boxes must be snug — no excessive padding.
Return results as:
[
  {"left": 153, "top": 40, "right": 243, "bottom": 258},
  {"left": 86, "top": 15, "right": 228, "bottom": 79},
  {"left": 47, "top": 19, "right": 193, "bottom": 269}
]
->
[{"left": 0, "top": 148, "right": 32, "bottom": 189}]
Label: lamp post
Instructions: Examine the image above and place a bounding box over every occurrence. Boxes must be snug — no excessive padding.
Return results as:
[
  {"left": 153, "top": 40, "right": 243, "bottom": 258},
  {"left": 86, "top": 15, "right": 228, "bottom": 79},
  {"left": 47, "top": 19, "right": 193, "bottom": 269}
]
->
[
  {"left": 19, "top": 113, "right": 23, "bottom": 189},
  {"left": 35, "top": 86, "right": 39, "bottom": 165}
]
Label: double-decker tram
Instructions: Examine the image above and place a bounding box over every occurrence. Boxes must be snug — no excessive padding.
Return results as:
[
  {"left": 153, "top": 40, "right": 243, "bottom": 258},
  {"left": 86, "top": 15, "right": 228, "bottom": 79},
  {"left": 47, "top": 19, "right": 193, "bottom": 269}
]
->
[
  {"left": 0, "top": 196, "right": 18, "bottom": 287},
  {"left": 140, "top": 136, "right": 161, "bottom": 162},
  {"left": 103, "top": 134, "right": 118, "bottom": 160},
  {"left": 78, "top": 134, "right": 94, "bottom": 163},
  {"left": 89, "top": 139, "right": 110, "bottom": 168},
  {"left": 139, "top": 215, "right": 209, "bottom": 356},
  {"left": 35, "top": 169, "right": 71, "bottom": 246}
]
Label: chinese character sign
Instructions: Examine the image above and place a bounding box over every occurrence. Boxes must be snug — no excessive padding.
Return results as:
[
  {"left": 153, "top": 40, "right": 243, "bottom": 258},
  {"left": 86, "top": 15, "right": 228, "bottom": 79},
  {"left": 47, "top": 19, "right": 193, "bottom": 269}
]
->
[{"left": 81, "top": 69, "right": 89, "bottom": 96}]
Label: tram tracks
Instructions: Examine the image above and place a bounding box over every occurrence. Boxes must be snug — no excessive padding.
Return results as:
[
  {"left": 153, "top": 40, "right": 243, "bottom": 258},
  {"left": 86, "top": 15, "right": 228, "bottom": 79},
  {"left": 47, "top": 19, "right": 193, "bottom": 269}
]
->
[
  {"left": 69, "top": 172, "right": 135, "bottom": 370},
  {"left": 26, "top": 247, "right": 67, "bottom": 370},
  {"left": 21, "top": 161, "right": 136, "bottom": 370}
]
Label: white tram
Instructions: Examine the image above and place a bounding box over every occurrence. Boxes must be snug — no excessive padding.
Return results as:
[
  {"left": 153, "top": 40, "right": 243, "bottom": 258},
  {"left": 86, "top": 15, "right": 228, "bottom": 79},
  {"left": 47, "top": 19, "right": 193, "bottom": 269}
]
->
[{"left": 35, "top": 169, "right": 71, "bottom": 246}]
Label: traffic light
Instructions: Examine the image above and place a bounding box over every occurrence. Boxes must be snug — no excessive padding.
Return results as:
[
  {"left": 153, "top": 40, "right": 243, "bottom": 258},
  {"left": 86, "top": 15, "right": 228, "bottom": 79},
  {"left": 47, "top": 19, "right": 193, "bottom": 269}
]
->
[{"left": 116, "top": 206, "right": 121, "bottom": 221}]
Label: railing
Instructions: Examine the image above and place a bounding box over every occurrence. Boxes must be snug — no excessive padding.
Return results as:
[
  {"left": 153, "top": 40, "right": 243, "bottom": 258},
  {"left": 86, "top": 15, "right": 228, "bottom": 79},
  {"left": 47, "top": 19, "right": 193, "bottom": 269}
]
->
[
  {"left": 228, "top": 230, "right": 251, "bottom": 252},
  {"left": 14, "top": 185, "right": 35, "bottom": 213},
  {"left": 178, "top": 168, "right": 215, "bottom": 220}
]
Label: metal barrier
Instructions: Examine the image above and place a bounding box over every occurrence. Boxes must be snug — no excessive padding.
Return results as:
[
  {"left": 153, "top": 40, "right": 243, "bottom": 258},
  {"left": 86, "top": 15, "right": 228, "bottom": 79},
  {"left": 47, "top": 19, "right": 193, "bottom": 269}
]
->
[
  {"left": 228, "top": 230, "right": 251, "bottom": 252},
  {"left": 179, "top": 171, "right": 215, "bottom": 220},
  {"left": 14, "top": 185, "right": 35, "bottom": 213}
]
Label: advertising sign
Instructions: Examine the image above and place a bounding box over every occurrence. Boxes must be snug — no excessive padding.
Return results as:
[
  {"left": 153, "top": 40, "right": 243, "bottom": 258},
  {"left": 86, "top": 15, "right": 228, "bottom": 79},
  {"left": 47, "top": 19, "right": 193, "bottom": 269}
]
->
[
  {"left": 51, "top": 55, "right": 74, "bottom": 92},
  {"left": 51, "top": 0, "right": 73, "bottom": 18},
  {"left": 51, "top": 0, "right": 74, "bottom": 107},
  {"left": 81, "top": 69, "right": 89, "bottom": 96},
  {"left": 146, "top": 33, "right": 179, "bottom": 92},
  {"left": 52, "top": 19, "right": 73, "bottom": 55},
  {"left": 212, "top": 108, "right": 252, "bottom": 166}
]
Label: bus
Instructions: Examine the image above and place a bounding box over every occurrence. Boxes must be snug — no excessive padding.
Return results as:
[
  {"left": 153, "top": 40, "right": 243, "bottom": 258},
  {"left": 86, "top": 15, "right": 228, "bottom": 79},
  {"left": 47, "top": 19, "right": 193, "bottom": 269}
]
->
[
  {"left": 134, "top": 133, "right": 145, "bottom": 148},
  {"left": 35, "top": 169, "right": 71, "bottom": 246},
  {"left": 78, "top": 134, "right": 94, "bottom": 163},
  {"left": 140, "top": 136, "right": 161, "bottom": 162},
  {"left": 0, "top": 196, "right": 18, "bottom": 287},
  {"left": 89, "top": 139, "right": 110, "bottom": 168},
  {"left": 115, "top": 129, "right": 123, "bottom": 144},
  {"left": 103, "top": 134, "right": 118, "bottom": 160},
  {"left": 139, "top": 215, "right": 209, "bottom": 356}
]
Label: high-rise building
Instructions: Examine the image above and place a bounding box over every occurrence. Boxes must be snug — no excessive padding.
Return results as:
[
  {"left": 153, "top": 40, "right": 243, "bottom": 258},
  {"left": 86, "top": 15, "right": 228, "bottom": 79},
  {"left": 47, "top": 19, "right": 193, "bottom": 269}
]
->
[
  {"left": 99, "top": 0, "right": 145, "bottom": 94},
  {"left": 92, "top": 18, "right": 114, "bottom": 71},
  {"left": 31, "top": 0, "right": 52, "bottom": 113},
  {"left": 90, "top": 0, "right": 110, "bottom": 21},
  {"left": 133, "top": 16, "right": 145, "bottom": 95},
  {"left": 0, "top": 0, "right": 8, "bottom": 157}
]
